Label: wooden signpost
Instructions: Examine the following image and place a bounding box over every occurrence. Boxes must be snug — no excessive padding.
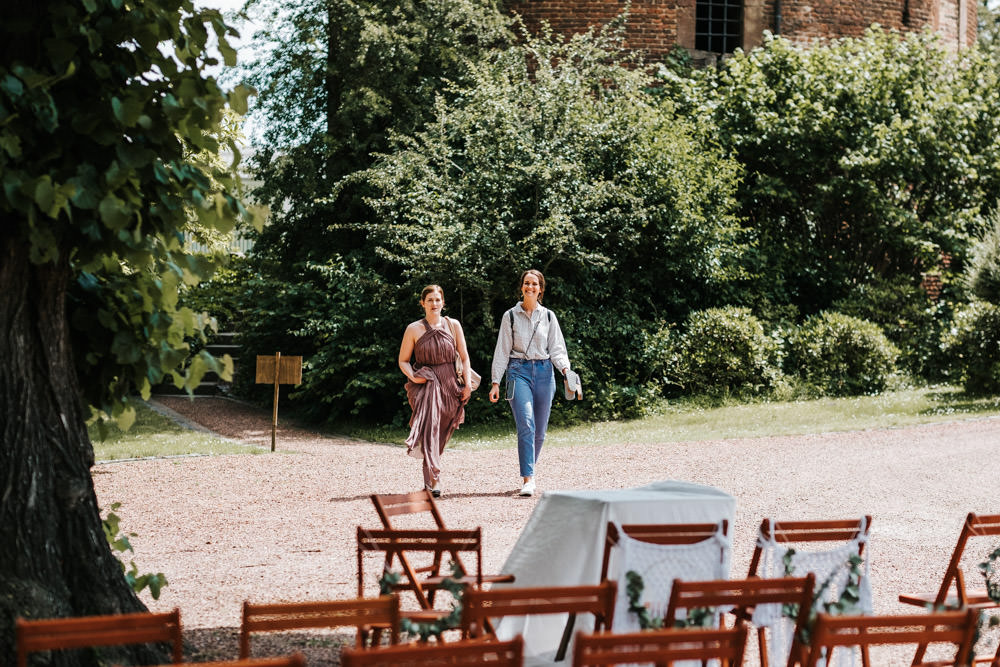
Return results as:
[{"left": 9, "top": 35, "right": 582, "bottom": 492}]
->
[{"left": 255, "top": 352, "right": 303, "bottom": 451}]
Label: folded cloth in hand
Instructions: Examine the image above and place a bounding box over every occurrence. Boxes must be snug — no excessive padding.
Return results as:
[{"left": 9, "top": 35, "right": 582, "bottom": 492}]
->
[{"left": 563, "top": 369, "right": 582, "bottom": 400}]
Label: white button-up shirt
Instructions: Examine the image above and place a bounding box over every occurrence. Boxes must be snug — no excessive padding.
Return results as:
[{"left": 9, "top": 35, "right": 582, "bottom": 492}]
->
[{"left": 490, "top": 302, "right": 570, "bottom": 385}]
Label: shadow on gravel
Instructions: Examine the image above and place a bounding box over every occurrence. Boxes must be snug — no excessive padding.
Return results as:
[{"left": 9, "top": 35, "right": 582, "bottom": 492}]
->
[
  {"left": 328, "top": 490, "right": 523, "bottom": 503},
  {"left": 185, "top": 626, "right": 353, "bottom": 665}
]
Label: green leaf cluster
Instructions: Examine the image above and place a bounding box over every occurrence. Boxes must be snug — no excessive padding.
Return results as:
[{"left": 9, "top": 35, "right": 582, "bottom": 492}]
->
[
  {"left": 1, "top": 0, "right": 254, "bottom": 425},
  {"left": 782, "top": 549, "right": 866, "bottom": 646},
  {"left": 101, "top": 503, "right": 168, "bottom": 600},
  {"left": 692, "top": 27, "right": 1000, "bottom": 313}
]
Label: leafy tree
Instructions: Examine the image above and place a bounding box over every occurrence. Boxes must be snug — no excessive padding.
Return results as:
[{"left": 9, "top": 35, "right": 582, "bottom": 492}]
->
[
  {"left": 342, "top": 20, "right": 747, "bottom": 420},
  {"left": 694, "top": 28, "right": 1000, "bottom": 314},
  {"left": 227, "top": 0, "right": 514, "bottom": 419},
  {"left": 238, "top": 0, "right": 513, "bottom": 267},
  {"left": 0, "top": 0, "right": 250, "bottom": 662},
  {"left": 980, "top": 0, "right": 1000, "bottom": 54}
]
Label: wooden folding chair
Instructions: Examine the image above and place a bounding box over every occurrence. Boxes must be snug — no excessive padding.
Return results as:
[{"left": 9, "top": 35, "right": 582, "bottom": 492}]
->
[
  {"left": 899, "top": 513, "right": 1000, "bottom": 665},
  {"left": 746, "top": 516, "right": 873, "bottom": 667},
  {"left": 802, "top": 610, "right": 978, "bottom": 667},
  {"left": 16, "top": 608, "right": 183, "bottom": 667},
  {"left": 899, "top": 513, "right": 1000, "bottom": 610},
  {"left": 599, "top": 520, "right": 730, "bottom": 582},
  {"left": 370, "top": 491, "right": 515, "bottom": 603},
  {"left": 666, "top": 573, "right": 815, "bottom": 663},
  {"left": 572, "top": 625, "right": 749, "bottom": 667},
  {"left": 357, "top": 527, "right": 484, "bottom": 608},
  {"left": 340, "top": 635, "right": 523, "bottom": 667},
  {"left": 139, "top": 656, "right": 306, "bottom": 667},
  {"left": 460, "top": 580, "right": 617, "bottom": 662},
  {"left": 239, "top": 595, "right": 401, "bottom": 658}
]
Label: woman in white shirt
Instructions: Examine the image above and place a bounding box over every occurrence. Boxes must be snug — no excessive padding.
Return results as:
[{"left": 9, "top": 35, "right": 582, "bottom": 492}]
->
[{"left": 489, "top": 269, "right": 571, "bottom": 497}]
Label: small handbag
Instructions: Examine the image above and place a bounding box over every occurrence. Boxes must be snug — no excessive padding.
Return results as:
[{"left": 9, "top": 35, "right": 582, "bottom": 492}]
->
[{"left": 447, "top": 317, "right": 481, "bottom": 391}]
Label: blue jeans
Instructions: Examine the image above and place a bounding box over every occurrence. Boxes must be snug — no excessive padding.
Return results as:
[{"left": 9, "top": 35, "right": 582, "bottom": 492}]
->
[{"left": 505, "top": 359, "right": 556, "bottom": 478}]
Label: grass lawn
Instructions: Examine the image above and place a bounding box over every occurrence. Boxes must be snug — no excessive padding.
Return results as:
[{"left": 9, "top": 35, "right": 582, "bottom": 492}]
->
[
  {"left": 90, "top": 401, "right": 260, "bottom": 462},
  {"left": 89, "top": 385, "right": 1000, "bottom": 460},
  {"left": 353, "top": 384, "right": 1000, "bottom": 451}
]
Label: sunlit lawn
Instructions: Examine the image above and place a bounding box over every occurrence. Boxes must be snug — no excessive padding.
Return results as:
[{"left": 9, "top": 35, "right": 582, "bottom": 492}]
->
[
  {"left": 90, "top": 402, "right": 260, "bottom": 462},
  {"left": 353, "top": 384, "right": 1000, "bottom": 451},
  {"left": 89, "top": 386, "right": 1000, "bottom": 460}
]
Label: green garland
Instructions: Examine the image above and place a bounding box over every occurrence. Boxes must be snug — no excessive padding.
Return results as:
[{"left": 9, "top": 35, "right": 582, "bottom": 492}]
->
[
  {"left": 378, "top": 563, "right": 465, "bottom": 642},
  {"left": 978, "top": 545, "right": 1000, "bottom": 606},
  {"left": 782, "top": 548, "right": 865, "bottom": 645},
  {"left": 624, "top": 570, "right": 714, "bottom": 630}
]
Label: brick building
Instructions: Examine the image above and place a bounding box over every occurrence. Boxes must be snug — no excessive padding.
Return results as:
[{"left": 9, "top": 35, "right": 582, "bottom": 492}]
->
[{"left": 504, "top": 0, "right": 977, "bottom": 62}]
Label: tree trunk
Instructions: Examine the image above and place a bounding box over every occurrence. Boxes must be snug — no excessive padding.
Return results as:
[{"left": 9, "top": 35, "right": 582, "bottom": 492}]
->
[{"left": 0, "top": 231, "right": 160, "bottom": 666}]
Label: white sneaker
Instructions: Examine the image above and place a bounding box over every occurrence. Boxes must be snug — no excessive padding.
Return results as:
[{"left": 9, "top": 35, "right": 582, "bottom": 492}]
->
[{"left": 519, "top": 478, "right": 536, "bottom": 497}]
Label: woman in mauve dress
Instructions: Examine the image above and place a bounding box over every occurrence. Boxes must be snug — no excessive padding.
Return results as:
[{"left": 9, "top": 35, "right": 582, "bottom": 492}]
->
[{"left": 398, "top": 285, "right": 472, "bottom": 497}]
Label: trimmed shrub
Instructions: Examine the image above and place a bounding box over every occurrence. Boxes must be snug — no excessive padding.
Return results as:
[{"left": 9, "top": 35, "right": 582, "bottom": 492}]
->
[
  {"left": 831, "top": 277, "right": 953, "bottom": 381},
  {"left": 786, "top": 312, "right": 899, "bottom": 396},
  {"left": 654, "top": 306, "right": 783, "bottom": 398},
  {"left": 965, "top": 206, "right": 1000, "bottom": 304},
  {"left": 941, "top": 301, "right": 1000, "bottom": 395}
]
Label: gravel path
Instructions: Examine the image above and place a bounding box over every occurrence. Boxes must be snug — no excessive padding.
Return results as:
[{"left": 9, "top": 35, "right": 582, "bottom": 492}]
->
[{"left": 92, "top": 396, "right": 1000, "bottom": 663}]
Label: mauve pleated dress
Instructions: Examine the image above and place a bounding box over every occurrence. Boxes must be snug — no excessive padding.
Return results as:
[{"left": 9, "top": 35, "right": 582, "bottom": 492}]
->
[{"left": 404, "top": 320, "right": 466, "bottom": 487}]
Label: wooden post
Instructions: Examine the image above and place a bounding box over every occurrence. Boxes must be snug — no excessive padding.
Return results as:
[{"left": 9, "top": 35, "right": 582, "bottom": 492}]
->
[
  {"left": 255, "top": 353, "right": 303, "bottom": 451},
  {"left": 271, "top": 351, "right": 280, "bottom": 452}
]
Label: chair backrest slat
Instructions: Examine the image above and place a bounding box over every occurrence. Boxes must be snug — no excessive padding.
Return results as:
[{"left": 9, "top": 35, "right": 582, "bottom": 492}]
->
[
  {"left": 16, "top": 609, "right": 183, "bottom": 667},
  {"left": 461, "top": 581, "right": 617, "bottom": 636},
  {"left": 239, "top": 596, "right": 400, "bottom": 658},
  {"left": 804, "top": 610, "right": 978, "bottom": 667},
  {"left": 356, "top": 527, "right": 483, "bottom": 610},
  {"left": 600, "top": 520, "right": 729, "bottom": 582},
  {"left": 747, "top": 516, "right": 872, "bottom": 579},
  {"left": 370, "top": 491, "right": 446, "bottom": 528},
  {"left": 572, "top": 625, "right": 748, "bottom": 666}
]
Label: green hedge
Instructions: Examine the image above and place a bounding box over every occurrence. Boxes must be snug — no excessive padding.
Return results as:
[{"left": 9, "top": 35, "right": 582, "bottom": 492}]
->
[{"left": 786, "top": 312, "right": 899, "bottom": 396}]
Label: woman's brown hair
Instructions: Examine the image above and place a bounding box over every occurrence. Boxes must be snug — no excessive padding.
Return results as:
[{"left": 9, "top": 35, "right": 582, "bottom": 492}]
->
[{"left": 420, "top": 284, "right": 444, "bottom": 302}]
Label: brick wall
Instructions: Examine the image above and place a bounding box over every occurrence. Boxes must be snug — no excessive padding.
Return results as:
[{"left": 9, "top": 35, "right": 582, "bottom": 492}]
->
[{"left": 503, "top": 0, "right": 976, "bottom": 61}]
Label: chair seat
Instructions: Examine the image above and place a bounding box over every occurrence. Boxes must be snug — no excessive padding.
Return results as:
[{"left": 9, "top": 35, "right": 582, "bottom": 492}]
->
[{"left": 898, "top": 589, "right": 999, "bottom": 609}]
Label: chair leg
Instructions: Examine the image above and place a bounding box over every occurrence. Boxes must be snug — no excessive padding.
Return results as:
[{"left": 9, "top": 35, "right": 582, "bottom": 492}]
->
[{"left": 759, "top": 626, "right": 770, "bottom": 667}]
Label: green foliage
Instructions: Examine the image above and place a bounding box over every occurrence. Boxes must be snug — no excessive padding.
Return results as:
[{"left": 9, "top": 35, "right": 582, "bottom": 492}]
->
[
  {"left": 694, "top": 28, "right": 1000, "bottom": 313},
  {"left": 623, "top": 571, "right": 664, "bottom": 630},
  {"left": 782, "top": 549, "right": 866, "bottom": 645},
  {"left": 179, "top": 256, "right": 255, "bottom": 332},
  {"left": 624, "top": 570, "right": 712, "bottom": 630},
  {"left": 965, "top": 205, "right": 1000, "bottom": 305},
  {"left": 238, "top": 0, "right": 513, "bottom": 264},
  {"left": 233, "top": 0, "right": 517, "bottom": 423},
  {"left": 651, "top": 307, "right": 783, "bottom": 398},
  {"left": 831, "top": 277, "right": 954, "bottom": 380},
  {"left": 786, "top": 312, "right": 900, "bottom": 396},
  {"left": 102, "top": 503, "right": 167, "bottom": 600},
  {"left": 378, "top": 563, "right": 464, "bottom": 641},
  {"left": 979, "top": 544, "right": 1000, "bottom": 605},
  {"left": 1, "top": 0, "right": 252, "bottom": 427},
  {"left": 941, "top": 301, "right": 1000, "bottom": 394},
  {"left": 351, "top": 18, "right": 747, "bottom": 421}
]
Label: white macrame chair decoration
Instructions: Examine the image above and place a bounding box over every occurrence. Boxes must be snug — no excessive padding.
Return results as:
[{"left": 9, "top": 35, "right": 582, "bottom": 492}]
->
[
  {"left": 751, "top": 516, "right": 873, "bottom": 667},
  {"left": 609, "top": 520, "right": 732, "bottom": 633}
]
